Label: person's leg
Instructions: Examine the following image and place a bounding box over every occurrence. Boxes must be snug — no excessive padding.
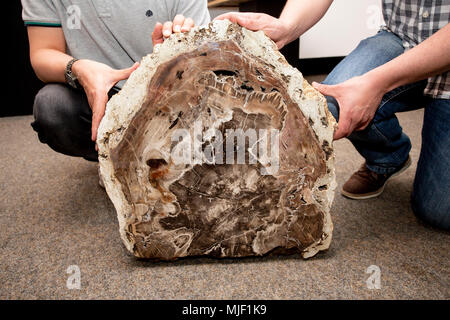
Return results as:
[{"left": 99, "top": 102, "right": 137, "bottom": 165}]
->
[
  {"left": 31, "top": 83, "right": 98, "bottom": 161},
  {"left": 347, "top": 80, "right": 427, "bottom": 174},
  {"left": 411, "top": 98, "right": 450, "bottom": 230},
  {"left": 323, "top": 30, "right": 428, "bottom": 174}
]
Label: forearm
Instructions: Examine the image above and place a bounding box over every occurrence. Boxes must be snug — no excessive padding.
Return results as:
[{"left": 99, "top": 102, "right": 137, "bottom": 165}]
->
[
  {"left": 280, "top": 0, "right": 334, "bottom": 43},
  {"left": 366, "top": 23, "right": 450, "bottom": 93},
  {"left": 30, "top": 48, "right": 73, "bottom": 83}
]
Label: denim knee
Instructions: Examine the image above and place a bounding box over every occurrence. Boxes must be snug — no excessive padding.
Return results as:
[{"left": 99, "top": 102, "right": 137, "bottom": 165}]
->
[
  {"left": 411, "top": 192, "right": 450, "bottom": 230},
  {"left": 326, "top": 96, "right": 339, "bottom": 121},
  {"left": 32, "top": 84, "right": 73, "bottom": 136},
  {"left": 31, "top": 84, "right": 97, "bottom": 161}
]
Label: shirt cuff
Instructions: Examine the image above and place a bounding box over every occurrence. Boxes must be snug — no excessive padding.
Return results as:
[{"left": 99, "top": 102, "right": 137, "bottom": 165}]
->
[{"left": 24, "top": 21, "right": 62, "bottom": 27}]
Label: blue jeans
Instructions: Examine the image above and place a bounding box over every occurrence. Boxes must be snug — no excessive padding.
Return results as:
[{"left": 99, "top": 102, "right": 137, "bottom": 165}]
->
[{"left": 323, "top": 30, "right": 450, "bottom": 230}]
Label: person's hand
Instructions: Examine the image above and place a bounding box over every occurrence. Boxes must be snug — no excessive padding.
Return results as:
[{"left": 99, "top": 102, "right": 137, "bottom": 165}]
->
[
  {"left": 72, "top": 59, "right": 140, "bottom": 143},
  {"left": 312, "top": 74, "right": 386, "bottom": 140},
  {"left": 152, "top": 14, "right": 195, "bottom": 46},
  {"left": 214, "top": 12, "right": 291, "bottom": 49}
]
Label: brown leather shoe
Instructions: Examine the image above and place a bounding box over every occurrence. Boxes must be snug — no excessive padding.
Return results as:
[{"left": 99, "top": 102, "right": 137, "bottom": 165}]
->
[{"left": 341, "top": 156, "right": 411, "bottom": 200}]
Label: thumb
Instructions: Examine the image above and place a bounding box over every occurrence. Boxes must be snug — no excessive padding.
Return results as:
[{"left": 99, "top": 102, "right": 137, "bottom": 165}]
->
[
  {"left": 233, "top": 15, "right": 258, "bottom": 31},
  {"left": 312, "top": 82, "right": 337, "bottom": 97},
  {"left": 152, "top": 22, "right": 164, "bottom": 46},
  {"left": 114, "top": 62, "right": 140, "bottom": 81},
  {"left": 214, "top": 13, "right": 256, "bottom": 30},
  {"left": 333, "top": 111, "right": 353, "bottom": 140},
  {"left": 275, "top": 40, "right": 285, "bottom": 50},
  {"left": 91, "top": 93, "right": 109, "bottom": 142}
]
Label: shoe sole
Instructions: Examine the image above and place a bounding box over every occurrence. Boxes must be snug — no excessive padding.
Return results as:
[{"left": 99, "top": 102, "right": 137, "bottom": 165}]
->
[{"left": 341, "top": 156, "right": 412, "bottom": 200}]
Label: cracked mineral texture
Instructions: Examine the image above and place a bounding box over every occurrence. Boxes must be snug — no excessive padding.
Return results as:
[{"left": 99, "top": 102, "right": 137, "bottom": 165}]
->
[{"left": 97, "top": 20, "right": 337, "bottom": 260}]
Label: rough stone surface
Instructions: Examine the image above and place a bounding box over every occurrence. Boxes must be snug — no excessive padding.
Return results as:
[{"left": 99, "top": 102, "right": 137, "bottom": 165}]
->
[{"left": 97, "top": 20, "right": 337, "bottom": 260}]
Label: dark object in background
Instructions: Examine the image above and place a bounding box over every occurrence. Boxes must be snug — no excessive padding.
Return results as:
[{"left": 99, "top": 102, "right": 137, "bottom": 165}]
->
[
  {"left": 4, "top": 1, "right": 43, "bottom": 117},
  {"left": 299, "top": 57, "right": 344, "bottom": 75}
]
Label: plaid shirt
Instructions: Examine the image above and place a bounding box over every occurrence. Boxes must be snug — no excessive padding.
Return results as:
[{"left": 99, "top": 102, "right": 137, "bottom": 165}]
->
[{"left": 382, "top": 0, "right": 450, "bottom": 99}]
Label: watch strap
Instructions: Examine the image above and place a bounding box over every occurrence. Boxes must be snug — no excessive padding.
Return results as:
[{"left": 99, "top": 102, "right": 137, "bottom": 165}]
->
[{"left": 65, "top": 58, "right": 79, "bottom": 89}]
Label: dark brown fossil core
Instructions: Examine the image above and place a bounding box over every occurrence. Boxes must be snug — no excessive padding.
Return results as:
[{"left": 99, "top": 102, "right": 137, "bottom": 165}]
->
[{"left": 98, "top": 21, "right": 336, "bottom": 260}]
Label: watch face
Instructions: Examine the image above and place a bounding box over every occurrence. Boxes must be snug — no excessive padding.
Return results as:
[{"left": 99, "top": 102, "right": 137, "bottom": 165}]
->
[{"left": 65, "top": 71, "right": 77, "bottom": 88}]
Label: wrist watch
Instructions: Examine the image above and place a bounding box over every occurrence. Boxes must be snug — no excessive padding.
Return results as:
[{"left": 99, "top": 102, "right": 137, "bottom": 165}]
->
[{"left": 65, "top": 58, "right": 80, "bottom": 89}]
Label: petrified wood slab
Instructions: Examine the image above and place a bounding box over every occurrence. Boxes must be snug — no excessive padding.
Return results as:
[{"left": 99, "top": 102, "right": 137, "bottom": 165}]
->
[{"left": 97, "top": 20, "right": 336, "bottom": 260}]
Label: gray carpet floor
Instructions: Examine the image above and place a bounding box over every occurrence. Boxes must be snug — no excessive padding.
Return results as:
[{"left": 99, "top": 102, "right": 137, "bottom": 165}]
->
[{"left": 1, "top": 97, "right": 449, "bottom": 299}]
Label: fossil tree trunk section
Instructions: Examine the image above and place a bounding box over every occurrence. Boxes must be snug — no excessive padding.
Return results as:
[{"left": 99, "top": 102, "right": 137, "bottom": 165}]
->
[{"left": 97, "top": 21, "right": 336, "bottom": 260}]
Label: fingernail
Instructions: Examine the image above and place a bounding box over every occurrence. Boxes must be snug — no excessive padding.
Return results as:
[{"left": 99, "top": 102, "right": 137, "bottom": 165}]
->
[
  {"left": 174, "top": 25, "right": 181, "bottom": 32},
  {"left": 163, "top": 30, "right": 171, "bottom": 37}
]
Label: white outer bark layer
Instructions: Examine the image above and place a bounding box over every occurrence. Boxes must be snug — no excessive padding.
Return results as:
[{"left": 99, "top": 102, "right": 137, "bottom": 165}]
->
[{"left": 97, "top": 20, "right": 337, "bottom": 258}]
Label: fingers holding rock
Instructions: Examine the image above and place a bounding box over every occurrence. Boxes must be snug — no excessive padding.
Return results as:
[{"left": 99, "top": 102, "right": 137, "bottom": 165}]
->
[
  {"left": 163, "top": 21, "right": 173, "bottom": 38},
  {"left": 172, "top": 14, "right": 185, "bottom": 33},
  {"left": 181, "top": 17, "right": 194, "bottom": 32}
]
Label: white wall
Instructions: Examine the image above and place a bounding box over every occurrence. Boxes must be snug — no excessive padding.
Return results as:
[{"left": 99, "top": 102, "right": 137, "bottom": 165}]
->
[{"left": 299, "top": 0, "right": 384, "bottom": 59}]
